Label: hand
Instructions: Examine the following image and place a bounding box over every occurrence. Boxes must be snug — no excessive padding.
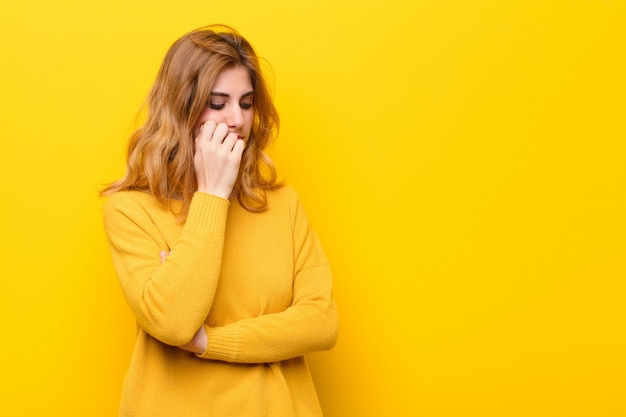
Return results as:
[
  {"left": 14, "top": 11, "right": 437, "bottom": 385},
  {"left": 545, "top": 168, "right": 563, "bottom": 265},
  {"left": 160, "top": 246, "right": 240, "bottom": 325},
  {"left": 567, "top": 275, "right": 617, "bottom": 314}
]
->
[
  {"left": 178, "top": 325, "right": 208, "bottom": 354},
  {"left": 194, "top": 121, "right": 245, "bottom": 199}
]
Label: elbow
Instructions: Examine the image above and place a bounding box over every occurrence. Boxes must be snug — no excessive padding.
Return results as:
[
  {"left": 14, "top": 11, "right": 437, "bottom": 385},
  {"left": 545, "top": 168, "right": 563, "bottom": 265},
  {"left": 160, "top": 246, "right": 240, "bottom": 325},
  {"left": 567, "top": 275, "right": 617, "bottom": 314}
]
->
[
  {"left": 321, "top": 325, "right": 338, "bottom": 351},
  {"left": 137, "top": 302, "right": 206, "bottom": 347},
  {"left": 141, "top": 314, "right": 202, "bottom": 347},
  {"left": 319, "top": 302, "right": 339, "bottom": 351},
  {"left": 156, "top": 321, "right": 201, "bottom": 347},
  {"left": 121, "top": 267, "right": 214, "bottom": 347}
]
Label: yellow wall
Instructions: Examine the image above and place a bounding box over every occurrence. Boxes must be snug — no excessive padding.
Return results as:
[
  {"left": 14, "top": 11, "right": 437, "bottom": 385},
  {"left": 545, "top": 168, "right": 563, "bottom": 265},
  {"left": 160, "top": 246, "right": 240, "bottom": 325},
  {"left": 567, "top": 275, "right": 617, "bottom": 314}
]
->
[{"left": 1, "top": 1, "right": 624, "bottom": 416}]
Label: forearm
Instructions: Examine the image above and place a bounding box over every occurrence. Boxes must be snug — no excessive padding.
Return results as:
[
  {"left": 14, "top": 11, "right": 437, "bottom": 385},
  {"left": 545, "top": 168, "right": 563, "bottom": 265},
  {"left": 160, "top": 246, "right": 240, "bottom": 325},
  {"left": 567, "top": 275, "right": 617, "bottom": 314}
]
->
[
  {"left": 105, "top": 192, "right": 230, "bottom": 346},
  {"left": 197, "top": 265, "right": 338, "bottom": 363},
  {"left": 202, "top": 306, "right": 337, "bottom": 363}
]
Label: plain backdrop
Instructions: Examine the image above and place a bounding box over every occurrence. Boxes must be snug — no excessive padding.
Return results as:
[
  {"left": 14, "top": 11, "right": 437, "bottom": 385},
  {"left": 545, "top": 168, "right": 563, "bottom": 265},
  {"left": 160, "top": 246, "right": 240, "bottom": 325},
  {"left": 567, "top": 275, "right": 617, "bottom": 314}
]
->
[{"left": 1, "top": 1, "right": 625, "bottom": 416}]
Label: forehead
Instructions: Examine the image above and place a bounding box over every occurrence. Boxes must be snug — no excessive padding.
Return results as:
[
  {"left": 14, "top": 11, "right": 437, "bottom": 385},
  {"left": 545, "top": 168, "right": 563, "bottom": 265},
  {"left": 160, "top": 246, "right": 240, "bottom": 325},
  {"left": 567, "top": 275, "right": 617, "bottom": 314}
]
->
[{"left": 211, "top": 65, "right": 253, "bottom": 93}]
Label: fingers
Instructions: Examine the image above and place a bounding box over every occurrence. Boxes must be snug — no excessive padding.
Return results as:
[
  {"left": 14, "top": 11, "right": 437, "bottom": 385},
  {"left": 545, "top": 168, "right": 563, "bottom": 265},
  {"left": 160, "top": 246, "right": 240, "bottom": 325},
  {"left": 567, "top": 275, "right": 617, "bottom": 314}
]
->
[
  {"left": 196, "top": 122, "right": 238, "bottom": 147},
  {"left": 193, "top": 121, "right": 245, "bottom": 198},
  {"left": 231, "top": 136, "right": 245, "bottom": 155},
  {"left": 221, "top": 132, "right": 241, "bottom": 152},
  {"left": 211, "top": 123, "right": 230, "bottom": 143},
  {"left": 196, "top": 120, "right": 216, "bottom": 148}
]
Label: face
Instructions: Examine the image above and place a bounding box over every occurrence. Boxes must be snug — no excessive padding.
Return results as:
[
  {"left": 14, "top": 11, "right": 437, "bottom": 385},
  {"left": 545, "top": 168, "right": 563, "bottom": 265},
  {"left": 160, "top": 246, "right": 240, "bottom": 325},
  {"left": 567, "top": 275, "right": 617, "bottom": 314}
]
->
[{"left": 194, "top": 65, "right": 255, "bottom": 141}]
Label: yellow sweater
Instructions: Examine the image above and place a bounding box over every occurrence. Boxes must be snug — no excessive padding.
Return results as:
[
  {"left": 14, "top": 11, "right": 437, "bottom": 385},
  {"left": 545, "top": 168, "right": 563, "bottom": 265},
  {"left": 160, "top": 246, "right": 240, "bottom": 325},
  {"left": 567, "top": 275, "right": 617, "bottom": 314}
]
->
[{"left": 103, "top": 186, "right": 338, "bottom": 417}]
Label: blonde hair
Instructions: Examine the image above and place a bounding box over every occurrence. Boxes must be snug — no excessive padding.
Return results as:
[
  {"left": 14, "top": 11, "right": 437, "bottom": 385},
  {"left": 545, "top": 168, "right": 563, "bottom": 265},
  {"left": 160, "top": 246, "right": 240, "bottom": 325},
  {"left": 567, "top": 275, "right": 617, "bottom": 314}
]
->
[{"left": 101, "top": 25, "right": 282, "bottom": 216}]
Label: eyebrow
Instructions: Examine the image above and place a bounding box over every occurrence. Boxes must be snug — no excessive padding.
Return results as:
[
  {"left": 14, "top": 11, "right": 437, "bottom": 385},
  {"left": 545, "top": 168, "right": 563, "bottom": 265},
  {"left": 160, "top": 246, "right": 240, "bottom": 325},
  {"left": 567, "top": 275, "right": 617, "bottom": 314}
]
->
[{"left": 210, "top": 91, "right": 254, "bottom": 98}]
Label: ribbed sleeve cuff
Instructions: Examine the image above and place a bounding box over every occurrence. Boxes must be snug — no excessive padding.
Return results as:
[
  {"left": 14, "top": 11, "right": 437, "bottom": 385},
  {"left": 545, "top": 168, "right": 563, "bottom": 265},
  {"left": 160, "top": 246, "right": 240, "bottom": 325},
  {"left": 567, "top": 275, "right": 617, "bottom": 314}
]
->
[
  {"left": 186, "top": 192, "right": 230, "bottom": 235},
  {"left": 197, "top": 326, "right": 241, "bottom": 362}
]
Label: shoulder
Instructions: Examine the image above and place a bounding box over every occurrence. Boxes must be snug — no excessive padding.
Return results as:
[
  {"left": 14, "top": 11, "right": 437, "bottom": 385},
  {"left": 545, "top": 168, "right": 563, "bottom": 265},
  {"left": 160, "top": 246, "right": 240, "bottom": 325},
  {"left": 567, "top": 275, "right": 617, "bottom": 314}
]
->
[
  {"left": 102, "top": 191, "right": 168, "bottom": 224},
  {"left": 267, "top": 185, "right": 298, "bottom": 204},
  {"left": 265, "top": 185, "right": 302, "bottom": 215},
  {"left": 104, "top": 190, "right": 153, "bottom": 212},
  {"left": 264, "top": 186, "right": 315, "bottom": 230}
]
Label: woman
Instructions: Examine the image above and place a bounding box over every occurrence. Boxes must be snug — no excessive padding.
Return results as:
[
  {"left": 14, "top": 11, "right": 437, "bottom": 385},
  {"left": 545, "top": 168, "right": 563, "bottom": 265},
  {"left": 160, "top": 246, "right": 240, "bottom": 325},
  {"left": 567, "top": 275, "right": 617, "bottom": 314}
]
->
[{"left": 101, "top": 25, "right": 338, "bottom": 417}]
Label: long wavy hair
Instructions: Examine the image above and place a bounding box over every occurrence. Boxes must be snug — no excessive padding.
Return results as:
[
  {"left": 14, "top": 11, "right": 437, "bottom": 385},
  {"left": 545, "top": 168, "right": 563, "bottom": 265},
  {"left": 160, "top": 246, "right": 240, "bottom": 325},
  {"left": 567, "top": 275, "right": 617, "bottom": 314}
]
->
[{"left": 101, "top": 25, "right": 282, "bottom": 217}]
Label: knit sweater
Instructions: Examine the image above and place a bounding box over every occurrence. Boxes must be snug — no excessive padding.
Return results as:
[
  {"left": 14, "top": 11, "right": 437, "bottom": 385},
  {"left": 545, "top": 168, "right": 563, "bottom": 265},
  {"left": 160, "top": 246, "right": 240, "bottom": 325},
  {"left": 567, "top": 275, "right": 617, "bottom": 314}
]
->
[{"left": 102, "top": 186, "right": 338, "bottom": 417}]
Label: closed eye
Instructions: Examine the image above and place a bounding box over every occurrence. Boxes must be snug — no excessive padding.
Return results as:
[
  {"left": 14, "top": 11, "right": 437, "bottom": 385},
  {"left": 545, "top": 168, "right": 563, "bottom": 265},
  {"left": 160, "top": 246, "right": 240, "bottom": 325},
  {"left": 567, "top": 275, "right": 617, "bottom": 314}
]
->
[
  {"left": 209, "top": 102, "right": 253, "bottom": 110},
  {"left": 208, "top": 91, "right": 254, "bottom": 111}
]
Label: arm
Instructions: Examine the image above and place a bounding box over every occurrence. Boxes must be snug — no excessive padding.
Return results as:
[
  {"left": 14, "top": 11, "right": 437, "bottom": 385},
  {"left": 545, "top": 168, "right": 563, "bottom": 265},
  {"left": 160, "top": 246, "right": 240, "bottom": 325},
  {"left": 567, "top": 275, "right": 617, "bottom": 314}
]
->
[
  {"left": 196, "top": 193, "right": 338, "bottom": 363},
  {"left": 103, "top": 122, "right": 244, "bottom": 348},
  {"left": 103, "top": 192, "right": 229, "bottom": 347},
  {"left": 179, "top": 324, "right": 208, "bottom": 353}
]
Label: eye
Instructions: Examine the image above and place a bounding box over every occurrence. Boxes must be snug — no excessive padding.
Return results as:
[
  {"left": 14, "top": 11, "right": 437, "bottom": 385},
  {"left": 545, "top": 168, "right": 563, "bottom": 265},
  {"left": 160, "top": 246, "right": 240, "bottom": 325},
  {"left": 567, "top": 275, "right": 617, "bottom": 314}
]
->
[
  {"left": 240, "top": 102, "right": 254, "bottom": 110},
  {"left": 209, "top": 103, "right": 225, "bottom": 110}
]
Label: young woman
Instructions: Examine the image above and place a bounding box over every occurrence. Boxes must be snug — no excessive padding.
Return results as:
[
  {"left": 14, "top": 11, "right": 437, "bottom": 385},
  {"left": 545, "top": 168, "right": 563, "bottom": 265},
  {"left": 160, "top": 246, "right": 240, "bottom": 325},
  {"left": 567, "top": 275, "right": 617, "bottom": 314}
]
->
[{"left": 101, "top": 25, "right": 338, "bottom": 417}]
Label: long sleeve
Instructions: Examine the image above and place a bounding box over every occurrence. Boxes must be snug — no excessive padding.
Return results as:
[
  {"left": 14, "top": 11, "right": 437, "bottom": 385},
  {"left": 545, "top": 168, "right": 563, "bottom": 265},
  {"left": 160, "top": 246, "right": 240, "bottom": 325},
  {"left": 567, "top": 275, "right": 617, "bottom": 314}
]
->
[
  {"left": 106, "top": 187, "right": 336, "bottom": 417},
  {"left": 197, "top": 191, "right": 338, "bottom": 363},
  {"left": 103, "top": 191, "right": 230, "bottom": 346}
]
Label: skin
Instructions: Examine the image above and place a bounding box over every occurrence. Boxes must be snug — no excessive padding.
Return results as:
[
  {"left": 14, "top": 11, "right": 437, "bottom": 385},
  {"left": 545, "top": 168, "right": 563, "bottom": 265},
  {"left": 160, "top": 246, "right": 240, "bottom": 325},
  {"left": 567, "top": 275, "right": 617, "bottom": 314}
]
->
[
  {"left": 193, "top": 65, "right": 255, "bottom": 200},
  {"left": 178, "top": 65, "right": 255, "bottom": 354}
]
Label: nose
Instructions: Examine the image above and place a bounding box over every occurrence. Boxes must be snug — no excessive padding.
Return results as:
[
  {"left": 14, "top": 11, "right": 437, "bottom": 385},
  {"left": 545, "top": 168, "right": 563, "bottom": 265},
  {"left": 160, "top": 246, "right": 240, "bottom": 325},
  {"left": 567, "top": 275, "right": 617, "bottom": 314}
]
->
[{"left": 226, "top": 105, "right": 244, "bottom": 129}]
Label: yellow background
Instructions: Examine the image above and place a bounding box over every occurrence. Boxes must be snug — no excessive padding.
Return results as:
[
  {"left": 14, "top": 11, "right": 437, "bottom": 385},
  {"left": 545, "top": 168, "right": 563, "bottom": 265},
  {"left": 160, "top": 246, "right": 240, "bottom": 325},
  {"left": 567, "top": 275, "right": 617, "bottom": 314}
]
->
[{"left": 1, "top": 1, "right": 624, "bottom": 416}]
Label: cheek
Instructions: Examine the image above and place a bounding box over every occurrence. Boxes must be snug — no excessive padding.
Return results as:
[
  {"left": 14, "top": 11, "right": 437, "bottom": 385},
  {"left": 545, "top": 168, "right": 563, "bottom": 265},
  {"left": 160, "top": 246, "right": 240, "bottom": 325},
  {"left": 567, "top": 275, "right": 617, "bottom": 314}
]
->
[
  {"left": 197, "top": 108, "right": 218, "bottom": 124},
  {"left": 195, "top": 109, "right": 221, "bottom": 136},
  {"left": 244, "top": 112, "right": 255, "bottom": 133}
]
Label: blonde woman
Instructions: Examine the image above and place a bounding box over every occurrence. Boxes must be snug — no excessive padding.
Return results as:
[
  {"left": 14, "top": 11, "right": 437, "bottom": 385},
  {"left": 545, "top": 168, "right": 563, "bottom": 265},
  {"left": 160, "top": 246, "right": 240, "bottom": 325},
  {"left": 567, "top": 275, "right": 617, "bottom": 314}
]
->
[{"left": 101, "top": 25, "right": 338, "bottom": 417}]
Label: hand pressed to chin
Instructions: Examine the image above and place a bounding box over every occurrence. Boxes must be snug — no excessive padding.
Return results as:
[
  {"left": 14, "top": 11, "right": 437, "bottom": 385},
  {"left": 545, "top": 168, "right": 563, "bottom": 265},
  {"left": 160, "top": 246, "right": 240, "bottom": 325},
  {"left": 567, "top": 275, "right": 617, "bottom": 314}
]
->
[{"left": 193, "top": 121, "right": 245, "bottom": 199}]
